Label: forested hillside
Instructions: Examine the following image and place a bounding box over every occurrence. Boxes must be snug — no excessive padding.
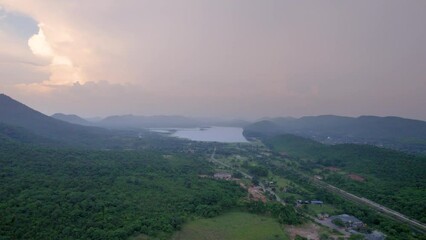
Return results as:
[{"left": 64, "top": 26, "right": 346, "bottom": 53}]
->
[
  {"left": 0, "top": 142, "right": 244, "bottom": 239},
  {"left": 265, "top": 134, "right": 426, "bottom": 223},
  {"left": 0, "top": 123, "right": 55, "bottom": 145}
]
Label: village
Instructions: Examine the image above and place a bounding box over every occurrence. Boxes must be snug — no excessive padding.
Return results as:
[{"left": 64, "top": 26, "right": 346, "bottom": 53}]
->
[{"left": 206, "top": 151, "right": 387, "bottom": 240}]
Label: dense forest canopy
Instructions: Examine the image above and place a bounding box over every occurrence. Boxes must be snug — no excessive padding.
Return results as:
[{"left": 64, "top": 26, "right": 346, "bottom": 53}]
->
[{"left": 0, "top": 142, "right": 245, "bottom": 239}]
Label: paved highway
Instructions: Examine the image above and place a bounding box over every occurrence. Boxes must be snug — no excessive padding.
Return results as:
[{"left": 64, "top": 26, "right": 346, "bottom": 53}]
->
[{"left": 310, "top": 178, "right": 426, "bottom": 233}]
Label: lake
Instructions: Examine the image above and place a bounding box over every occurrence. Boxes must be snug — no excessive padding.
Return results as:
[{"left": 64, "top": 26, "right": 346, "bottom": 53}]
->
[{"left": 151, "top": 127, "right": 248, "bottom": 143}]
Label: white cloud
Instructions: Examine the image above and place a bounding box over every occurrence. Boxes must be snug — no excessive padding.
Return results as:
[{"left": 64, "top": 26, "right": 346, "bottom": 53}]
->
[
  {"left": 0, "top": 0, "right": 425, "bottom": 119},
  {"left": 28, "top": 25, "right": 53, "bottom": 58},
  {"left": 25, "top": 23, "right": 84, "bottom": 86},
  {"left": 0, "top": 23, "right": 49, "bottom": 84}
]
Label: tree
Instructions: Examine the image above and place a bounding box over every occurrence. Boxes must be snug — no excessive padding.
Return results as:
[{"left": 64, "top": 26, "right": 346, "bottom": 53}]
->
[
  {"left": 348, "top": 234, "right": 364, "bottom": 240},
  {"left": 332, "top": 218, "right": 345, "bottom": 227},
  {"left": 233, "top": 171, "right": 243, "bottom": 179},
  {"left": 295, "top": 235, "right": 308, "bottom": 240}
]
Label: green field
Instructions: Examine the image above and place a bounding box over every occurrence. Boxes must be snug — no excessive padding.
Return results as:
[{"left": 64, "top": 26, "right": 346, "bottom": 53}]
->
[
  {"left": 307, "top": 204, "right": 338, "bottom": 215},
  {"left": 171, "top": 212, "right": 289, "bottom": 240}
]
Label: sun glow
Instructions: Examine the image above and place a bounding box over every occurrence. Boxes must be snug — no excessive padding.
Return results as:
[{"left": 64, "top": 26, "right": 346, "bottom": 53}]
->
[
  {"left": 27, "top": 25, "right": 53, "bottom": 58},
  {"left": 27, "top": 24, "right": 84, "bottom": 86}
]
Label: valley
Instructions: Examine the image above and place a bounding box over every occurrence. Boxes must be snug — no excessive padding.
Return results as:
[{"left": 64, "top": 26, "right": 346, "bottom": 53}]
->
[
  {"left": 0, "top": 95, "right": 425, "bottom": 240},
  {"left": 2, "top": 2, "right": 426, "bottom": 239}
]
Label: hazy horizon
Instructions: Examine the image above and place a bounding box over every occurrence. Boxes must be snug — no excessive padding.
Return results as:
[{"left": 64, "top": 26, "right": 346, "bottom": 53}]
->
[
  {"left": 4, "top": 92, "right": 426, "bottom": 122},
  {"left": 1, "top": 1, "right": 426, "bottom": 120},
  {"left": 45, "top": 109, "right": 426, "bottom": 123}
]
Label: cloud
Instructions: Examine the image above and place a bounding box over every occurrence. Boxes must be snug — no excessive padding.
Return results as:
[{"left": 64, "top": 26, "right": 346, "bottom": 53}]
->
[
  {"left": 26, "top": 22, "right": 84, "bottom": 86},
  {"left": 0, "top": 0, "right": 425, "bottom": 119},
  {"left": 27, "top": 25, "right": 52, "bottom": 58},
  {"left": 0, "top": 8, "right": 5, "bottom": 20},
  {"left": 14, "top": 23, "right": 84, "bottom": 86},
  {"left": 0, "top": 22, "right": 49, "bottom": 84}
]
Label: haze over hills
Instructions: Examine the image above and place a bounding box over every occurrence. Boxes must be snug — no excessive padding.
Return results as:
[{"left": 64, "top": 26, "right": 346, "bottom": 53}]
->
[
  {"left": 98, "top": 115, "right": 206, "bottom": 129},
  {"left": 0, "top": 94, "right": 249, "bottom": 147},
  {"left": 244, "top": 115, "right": 426, "bottom": 154},
  {"left": 51, "top": 113, "right": 94, "bottom": 126},
  {"left": 52, "top": 113, "right": 251, "bottom": 129},
  {"left": 3, "top": 93, "right": 426, "bottom": 153}
]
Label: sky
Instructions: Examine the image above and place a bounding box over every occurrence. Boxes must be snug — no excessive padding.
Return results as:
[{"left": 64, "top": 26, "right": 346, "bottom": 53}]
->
[{"left": 0, "top": 0, "right": 425, "bottom": 120}]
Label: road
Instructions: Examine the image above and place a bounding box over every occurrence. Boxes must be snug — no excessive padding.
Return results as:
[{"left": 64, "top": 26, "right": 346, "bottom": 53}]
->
[
  {"left": 209, "top": 147, "right": 283, "bottom": 203},
  {"left": 312, "top": 217, "right": 350, "bottom": 237},
  {"left": 209, "top": 147, "right": 426, "bottom": 234},
  {"left": 209, "top": 148, "right": 350, "bottom": 236},
  {"left": 310, "top": 177, "right": 426, "bottom": 233},
  {"left": 209, "top": 147, "right": 252, "bottom": 180}
]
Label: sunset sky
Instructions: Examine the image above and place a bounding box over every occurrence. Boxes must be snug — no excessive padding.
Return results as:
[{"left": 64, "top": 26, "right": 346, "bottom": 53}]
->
[{"left": 0, "top": 0, "right": 425, "bottom": 120}]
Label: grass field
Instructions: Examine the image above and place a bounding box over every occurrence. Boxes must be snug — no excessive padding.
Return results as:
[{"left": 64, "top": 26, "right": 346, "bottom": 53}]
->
[
  {"left": 171, "top": 212, "right": 289, "bottom": 240},
  {"left": 307, "top": 204, "right": 338, "bottom": 215},
  {"left": 274, "top": 176, "right": 292, "bottom": 188}
]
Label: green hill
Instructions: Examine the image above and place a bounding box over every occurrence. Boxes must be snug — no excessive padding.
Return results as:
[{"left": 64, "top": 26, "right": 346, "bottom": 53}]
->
[{"left": 0, "top": 94, "right": 130, "bottom": 147}]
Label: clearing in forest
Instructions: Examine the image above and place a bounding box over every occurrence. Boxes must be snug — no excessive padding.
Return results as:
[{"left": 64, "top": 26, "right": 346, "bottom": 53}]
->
[{"left": 171, "top": 211, "right": 289, "bottom": 240}]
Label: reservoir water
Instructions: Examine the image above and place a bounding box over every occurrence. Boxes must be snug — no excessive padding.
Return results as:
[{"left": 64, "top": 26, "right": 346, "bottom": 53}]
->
[{"left": 152, "top": 127, "right": 248, "bottom": 143}]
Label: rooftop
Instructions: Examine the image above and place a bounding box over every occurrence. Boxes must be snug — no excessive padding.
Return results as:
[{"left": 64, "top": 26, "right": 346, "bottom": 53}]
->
[{"left": 333, "top": 214, "right": 363, "bottom": 224}]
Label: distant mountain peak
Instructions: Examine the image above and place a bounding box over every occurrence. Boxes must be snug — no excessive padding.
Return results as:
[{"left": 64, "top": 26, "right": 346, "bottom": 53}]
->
[
  {"left": 51, "top": 113, "right": 93, "bottom": 126},
  {"left": 0, "top": 93, "right": 17, "bottom": 102}
]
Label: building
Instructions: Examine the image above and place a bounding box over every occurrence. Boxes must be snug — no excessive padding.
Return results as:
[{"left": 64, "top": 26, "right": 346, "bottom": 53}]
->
[
  {"left": 297, "top": 200, "right": 323, "bottom": 204},
  {"left": 317, "top": 213, "right": 329, "bottom": 220},
  {"left": 214, "top": 173, "right": 232, "bottom": 180},
  {"left": 331, "top": 214, "right": 364, "bottom": 229}
]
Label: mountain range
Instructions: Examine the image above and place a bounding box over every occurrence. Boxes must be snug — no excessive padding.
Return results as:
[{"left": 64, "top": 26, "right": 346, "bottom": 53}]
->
[
  {"left": 51, "top": 113, "right": 94, "bottom": 126},
  {"left": 244, "top": 115, "right": 426, "bottom": 153},
  {"left": 2, "top": 93, "right": 426, "bottom": 153},
  {"left": 52, "top": 113, "right": 250, "bottom": 129}
]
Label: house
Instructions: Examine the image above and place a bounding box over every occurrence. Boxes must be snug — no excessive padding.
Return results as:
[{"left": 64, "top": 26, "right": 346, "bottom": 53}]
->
[
  {"left": 331, "top": 214, "right": 364, "bottom": 229},
  {"left": 317, "top": 213, "right": 329, "bottom": 220},
  {"left": 214, "top": 173, "right": 232, "bottom": 180},
  {"left": 266, "top": 181, "right": 276, "bottom": 188},
  {"left": 297, "top": 200, "right": 324, "bottom": 205}
]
